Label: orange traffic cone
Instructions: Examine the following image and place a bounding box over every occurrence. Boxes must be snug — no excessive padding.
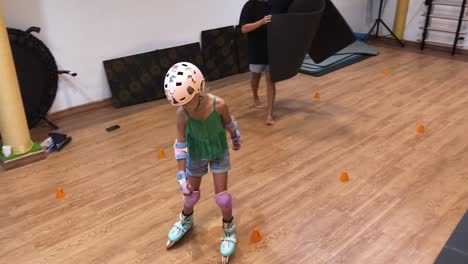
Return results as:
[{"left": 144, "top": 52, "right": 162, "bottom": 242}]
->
[
  {"left": 340, "top": 171, "right": 349, "bottom": 182},
  {"left": 417, "top": 124, "right": 425, "bottom": 134},
  {"left": 250, "top": 228, "right": 262, "bottom": 242},
  {"left": 314, "top": 92, "right": 320, "bottom": 100},
  {"left": 158, "top": 148, "right": 167, "bottom": 160},
  {"left": 56, "top": 187, "right": 65, "bottom": 199},
  {"left": 383, "top": 68, "right": 389, "bottom": 76}
]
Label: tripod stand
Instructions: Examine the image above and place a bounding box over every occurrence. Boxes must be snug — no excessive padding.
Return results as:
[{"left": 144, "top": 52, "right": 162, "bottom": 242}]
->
[{"left": 366, "top": 0, "right": 405, "bottom": 47}]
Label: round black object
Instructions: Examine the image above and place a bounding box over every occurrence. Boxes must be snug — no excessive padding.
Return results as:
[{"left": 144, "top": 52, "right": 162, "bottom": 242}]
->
[{"left": 7, "top": 27, "right": 58, "bottom": 128}]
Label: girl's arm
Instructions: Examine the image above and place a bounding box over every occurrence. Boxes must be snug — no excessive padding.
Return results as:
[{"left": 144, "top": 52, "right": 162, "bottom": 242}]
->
[
  {"left": 241, "top": 15, "right": 272, "bottom": 33},
  {"left": 175, "top": 108, "right": 188, "bottom": 171},
  {"left": 175, "top": 108, "right": 192, "bottom": 195},
  {"left": 217, "top": 98, "right": 242, "bottom": 151}
]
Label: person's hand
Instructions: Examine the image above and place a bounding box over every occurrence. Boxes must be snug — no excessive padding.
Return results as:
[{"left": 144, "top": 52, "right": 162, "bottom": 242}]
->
[
  {"left": 259, "top": 15, "right": 272, "bottom": 25},
  {"left": 184, "top": 182, "right": 194, "bottom": 197},
  {"left": 232, "top": 140, "right": 241, "bottom": 151},
  {"left": 178, "top": 171, "right": 193, "bottom": 196},
  {"left": 231, "top": 131, "right": 242, "bottom": 151}
]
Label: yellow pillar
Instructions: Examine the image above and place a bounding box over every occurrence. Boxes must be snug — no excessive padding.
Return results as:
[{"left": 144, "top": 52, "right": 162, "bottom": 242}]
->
[
  {"left": 393, "top": 0, "right": 410, "bottom": 40},
  {"left": 0, "top": 3, "right": 33, "bottom": 154}
]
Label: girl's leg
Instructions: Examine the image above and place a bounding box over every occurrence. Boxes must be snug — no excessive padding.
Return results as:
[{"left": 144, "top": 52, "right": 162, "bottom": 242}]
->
[
  {"left": 213, "top": 171, "right": 237, "bottom": 261},
  {"left": 166, "top": 176, "right": 203, "bottom": 248},
  {"left": 182, "top": 176, "right": 202, "bottom": 216},
  {"left": 213, "top": 172, "right": 232, "bottom": 221},
  {"left": 182, "top": 156, "right": 207, "bottom": 215}
]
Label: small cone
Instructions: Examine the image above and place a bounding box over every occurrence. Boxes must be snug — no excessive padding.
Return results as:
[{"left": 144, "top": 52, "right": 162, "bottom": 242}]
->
[
  {"left": 250, "top": 228, "right": 262, "bottom": 242},
  {"left": 340, "top": 171, "right": 349, "bottom": 182},
  {"left": 158, "top": 148, "right": 167, "bottom": 160},
  {"left": 383, "top": 68, "right": 388, "bottom": 76},
  {"left": 56, "top": 187, "right": 65, "bottom": 199},
  {"left": 418, "top": 124, "right": 425, "bottom": 134},
  {"left": 314, "top": 92, "right": 320, "bottom": 100}
]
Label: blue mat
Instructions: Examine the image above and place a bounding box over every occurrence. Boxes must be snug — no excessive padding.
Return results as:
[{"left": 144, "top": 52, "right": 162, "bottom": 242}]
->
[{"left": 300, "top": 40, "right": 378, "bottom": 77}]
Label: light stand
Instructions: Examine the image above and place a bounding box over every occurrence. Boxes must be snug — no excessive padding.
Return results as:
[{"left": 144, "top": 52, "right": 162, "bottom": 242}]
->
[{"left": 366, "top": 0, "right": 405, "bottom": 47}]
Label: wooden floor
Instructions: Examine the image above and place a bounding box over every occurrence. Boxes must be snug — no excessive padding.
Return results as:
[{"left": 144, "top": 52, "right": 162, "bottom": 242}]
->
[{"left": 1, "top": 44, "right": 468, "bottom": 264}]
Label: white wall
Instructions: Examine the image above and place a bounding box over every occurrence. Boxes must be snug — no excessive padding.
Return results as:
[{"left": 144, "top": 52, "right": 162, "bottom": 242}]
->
[
  {"left": 1, "top": 0, "right": 247, "bottom": 112},
  {"left": 334, "top": 0, "right": 370, "bottom": 33},
  {"left": 338, "top": 0, "right": 426, "bottom": 41},
  {"left": 375, "top": 0, "right": 426, "bottom": 41}
]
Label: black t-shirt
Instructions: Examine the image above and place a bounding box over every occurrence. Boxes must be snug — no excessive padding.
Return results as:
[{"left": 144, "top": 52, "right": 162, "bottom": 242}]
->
[
  {"left": 239, "top": 0, "right": 271, "bottom": 65},
  {"left": 270, "top": 0, "right": 293, "bottom": 14}
]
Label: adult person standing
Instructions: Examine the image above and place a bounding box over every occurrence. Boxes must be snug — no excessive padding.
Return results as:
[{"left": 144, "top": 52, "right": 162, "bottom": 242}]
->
[{"left": 239, "top": 0, "right": 277, "bottom": 125}]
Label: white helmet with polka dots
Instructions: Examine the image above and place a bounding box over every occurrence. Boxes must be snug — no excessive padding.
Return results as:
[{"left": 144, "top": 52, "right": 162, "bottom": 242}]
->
[{"left": 164, "top": 62, "right": 205, "bottom": 106}]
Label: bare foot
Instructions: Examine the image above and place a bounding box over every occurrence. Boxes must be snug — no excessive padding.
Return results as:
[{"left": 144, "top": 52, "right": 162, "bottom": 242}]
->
[
  {"left": 266, "top": 115, "right": 275, "bottom": 125},
  {"left": 253, "top": 100, "right": 265, "bottom": 109}
]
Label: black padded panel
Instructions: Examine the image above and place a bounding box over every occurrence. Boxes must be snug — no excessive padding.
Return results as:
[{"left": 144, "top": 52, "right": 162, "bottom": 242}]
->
[
  {"left": 308, "top": 0, "right": 356, "bottom": 63},
  {"left": 268, "top": 0, "right": 324, "bottom": 82},
  {"left": 157, "top": 42, "right": 205, "bottom": 97},
  {"left": 157, "top": 42, "right": 205, "bottom": 77},
  {"left": 103, "top": 50, "right": 162, "bottom": 108},
  {"left": 8, "top": 27, "right": 58, "bottom": 128},
  {"left": 201, "top": 26, "right": 238, "bottom": 81},
  {"left": 104, "top": 43, "right": 204, "bottom": 108},
  {"left": 234, "top": 25, "right": 249, "bottom": 74}
]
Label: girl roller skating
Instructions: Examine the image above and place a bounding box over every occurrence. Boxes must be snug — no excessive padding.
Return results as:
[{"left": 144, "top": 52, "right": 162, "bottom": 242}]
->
[{"left": 163, "top": 62, "right": 241, "bottom": 263}]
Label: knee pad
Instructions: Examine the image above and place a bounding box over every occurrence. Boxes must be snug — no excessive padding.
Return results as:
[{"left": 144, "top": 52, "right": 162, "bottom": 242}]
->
[
  {"left": 184, "top": 190, "right": 200, "bottom": 208},
  {"left": 215, "top": 191, "right": 232, "bottom": 212}
]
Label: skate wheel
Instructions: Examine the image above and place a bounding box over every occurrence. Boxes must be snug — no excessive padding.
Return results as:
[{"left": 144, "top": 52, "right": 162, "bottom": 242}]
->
[
  {"left": 166, "top": 240, "right": 175, "bottom": 249},
  {"left": 221, "top": 256, "right": 229, "bottom": 264}
]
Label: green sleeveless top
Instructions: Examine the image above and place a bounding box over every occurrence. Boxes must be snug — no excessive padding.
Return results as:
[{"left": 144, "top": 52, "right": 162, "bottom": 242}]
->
[{"left": 184, "top": 96, "right": 228, "bottom": 160}]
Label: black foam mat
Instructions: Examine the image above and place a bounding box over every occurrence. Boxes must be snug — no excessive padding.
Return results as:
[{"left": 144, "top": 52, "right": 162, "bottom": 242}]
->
[
  {"left": 267, "top": 0, "right": 356, "bottom": 82},
  {"left": 201, "top": 26, "right": 239, "bottom": 81},
  {"left": 434, "top": 211, "right": 468, "bottom": 264},
  {"left": 268, "top": 0, "right": 324, "bottom": 82},
  {"left": 307, "top": 0, "right": 356, "bottom": 64}
]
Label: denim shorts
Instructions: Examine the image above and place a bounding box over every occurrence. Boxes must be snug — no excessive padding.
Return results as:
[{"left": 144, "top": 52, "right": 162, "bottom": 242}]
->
[
  {"left": 186, "top": 151, "right": 231, "bottom": 177},
  {"left": 249, "top": 64, "right": 270, "bottom": 73}
]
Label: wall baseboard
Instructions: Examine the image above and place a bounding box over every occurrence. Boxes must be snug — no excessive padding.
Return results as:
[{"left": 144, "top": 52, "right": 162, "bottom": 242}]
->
[
  {"left": 48, "top": 98, "right": 113, "bottom": 121},
  {"left": 46, "top": 72, "right": 251, "bottom": 122},
  {"left": 368, "top": 36, "right": 468, "bottom": 56},
  {"left": 405, "top": 41, "right": 468, "bottom": 56}
]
